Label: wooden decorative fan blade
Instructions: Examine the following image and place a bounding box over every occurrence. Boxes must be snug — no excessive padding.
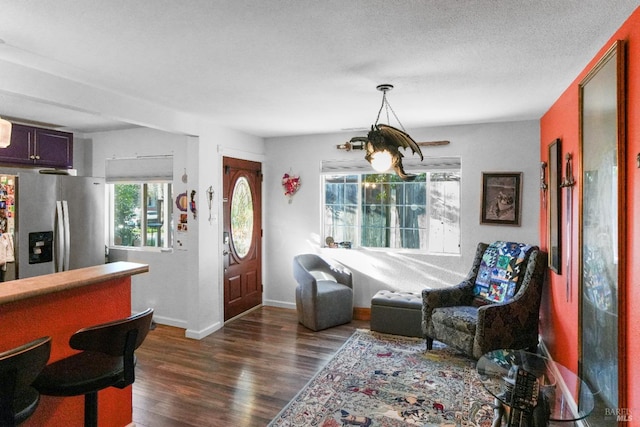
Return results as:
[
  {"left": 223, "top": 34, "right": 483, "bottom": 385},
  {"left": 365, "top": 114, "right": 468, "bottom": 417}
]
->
[{"left": 417, "top": 140, "right": 450, "bottom": 147}]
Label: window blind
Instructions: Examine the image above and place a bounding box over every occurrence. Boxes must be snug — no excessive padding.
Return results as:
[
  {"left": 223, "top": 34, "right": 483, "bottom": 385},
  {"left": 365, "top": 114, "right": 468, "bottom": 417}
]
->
[
  {"left": 320, "top": 156, "right": 461, "bottom": 174},
  {"left": 105, "top": 156, "right": 173, "bottom": 183}
]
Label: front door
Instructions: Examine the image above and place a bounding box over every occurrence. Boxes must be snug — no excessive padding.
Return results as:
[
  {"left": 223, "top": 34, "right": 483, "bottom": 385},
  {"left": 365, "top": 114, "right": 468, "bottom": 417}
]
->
[{"left": 222, "top": 157, "right": 262, "bottom": 321}]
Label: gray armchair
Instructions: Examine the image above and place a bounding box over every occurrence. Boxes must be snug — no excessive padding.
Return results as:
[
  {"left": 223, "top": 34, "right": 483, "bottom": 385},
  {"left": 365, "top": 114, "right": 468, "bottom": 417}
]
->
[
  {"left": 293, "top": 254, "right": 353, "bottom": 331},
  {"left": 422, "top": 242, "right": 547, "bottom": 359}
]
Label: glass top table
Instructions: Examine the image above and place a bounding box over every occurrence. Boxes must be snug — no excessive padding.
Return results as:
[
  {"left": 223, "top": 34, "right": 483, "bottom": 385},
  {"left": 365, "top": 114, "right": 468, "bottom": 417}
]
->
[{"left": 477, "top": 349, "right": 594, "bottom": 426}]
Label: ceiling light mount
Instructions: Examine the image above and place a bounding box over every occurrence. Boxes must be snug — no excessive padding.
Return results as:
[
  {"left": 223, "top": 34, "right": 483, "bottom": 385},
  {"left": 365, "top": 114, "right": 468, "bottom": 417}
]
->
[{"left": 339, "top": 84, "right": 423, "bottom": 181}]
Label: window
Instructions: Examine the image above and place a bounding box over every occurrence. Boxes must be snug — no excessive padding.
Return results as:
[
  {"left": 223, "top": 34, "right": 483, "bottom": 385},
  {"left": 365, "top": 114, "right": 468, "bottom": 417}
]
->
[
  {"left": 105, "top": 156, "right": 174, "bottom": 250},
  {"left": 109, "top": 182, "right": 173, "bottom": 248},
  {"left": 322, "top": 161, "right": 460, "bottom": 253}
]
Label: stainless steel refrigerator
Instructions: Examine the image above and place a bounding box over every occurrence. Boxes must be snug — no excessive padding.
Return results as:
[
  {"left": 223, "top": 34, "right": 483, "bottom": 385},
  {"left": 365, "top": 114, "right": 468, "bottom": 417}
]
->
[{"left": 3, "top": 172, "right": 105, "bottom": 280}]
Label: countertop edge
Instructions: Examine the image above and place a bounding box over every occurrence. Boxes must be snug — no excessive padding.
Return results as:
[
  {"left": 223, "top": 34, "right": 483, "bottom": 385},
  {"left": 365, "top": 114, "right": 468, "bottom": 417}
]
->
[{"left": 0, "top": 262, "right": 150, "bottom": 305}]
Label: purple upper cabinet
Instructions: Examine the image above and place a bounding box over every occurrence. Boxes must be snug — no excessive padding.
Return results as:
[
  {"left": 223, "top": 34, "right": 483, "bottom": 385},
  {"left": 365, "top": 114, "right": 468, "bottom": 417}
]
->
[
  {"left": 0, "top": 123, "right": 73, "bottom": 169},
  {"left": 0, "top": 123, "right": 34, "bottom": 166},
  {"left": 33, "top": 128, "right": 73, "bottom": 168}
]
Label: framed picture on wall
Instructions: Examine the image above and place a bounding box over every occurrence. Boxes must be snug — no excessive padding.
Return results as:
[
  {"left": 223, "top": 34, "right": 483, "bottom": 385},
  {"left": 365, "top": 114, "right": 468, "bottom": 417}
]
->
[{"left": 480, "top": 172, "right": 522, "bottom": 226}]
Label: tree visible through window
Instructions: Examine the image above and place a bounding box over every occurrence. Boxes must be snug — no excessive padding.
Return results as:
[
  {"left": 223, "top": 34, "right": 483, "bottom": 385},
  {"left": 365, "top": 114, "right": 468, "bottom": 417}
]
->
[
  {"left": 323, "top": 171, "right": 460, "bottom": 253},
  {"left": 110, "top": 182, "right": 173, "bottom": 249}
]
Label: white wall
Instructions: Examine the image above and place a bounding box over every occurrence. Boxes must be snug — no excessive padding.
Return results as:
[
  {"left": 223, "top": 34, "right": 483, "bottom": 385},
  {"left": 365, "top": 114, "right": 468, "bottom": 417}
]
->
[
  {"left": 0, "top": 55, "right": 269, "bottom": 339},
  {"left": 89, "top": 127, "right": 190, "bottom": 327},
  {"left": 263, "top": 120, "right": 541, "bottom": 309},
  {"left": 87, "top": 125, "right": 264, "bottom": 338}
]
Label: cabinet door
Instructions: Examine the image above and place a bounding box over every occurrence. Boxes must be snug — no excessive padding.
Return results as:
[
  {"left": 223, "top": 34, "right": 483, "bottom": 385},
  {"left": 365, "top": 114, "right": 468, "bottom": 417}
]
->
[
  {"left": 0, "top": 123, "right": 34, "bottom": 165},
  {"left": 34, "top": 128, "right": 73, "bottom": 168}
]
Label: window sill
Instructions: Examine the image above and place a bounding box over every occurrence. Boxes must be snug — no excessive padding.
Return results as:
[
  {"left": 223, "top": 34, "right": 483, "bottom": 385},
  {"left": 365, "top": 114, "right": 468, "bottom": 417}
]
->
[
  {"left": 320, "top": 245, "right": 460, "bottom": 257},
  {"left": 108, "top": 245, "right": 173, "bottom": 254}
]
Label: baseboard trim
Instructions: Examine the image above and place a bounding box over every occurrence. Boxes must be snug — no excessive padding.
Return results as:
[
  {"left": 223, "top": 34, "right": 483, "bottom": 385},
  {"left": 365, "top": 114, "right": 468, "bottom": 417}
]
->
[
  {"left": 149, "top": 314, "right": 188, "bottom": 329},
  {"left": 263, "top": 299, "right": 296, "bottom": 310},
  {"left": 185, "top": 321, "right": 222, "bottom": 340},
  {"left": 264, "top": 300, "right": 371, "bottom": 321},
  {"left": 353, "top": 306, "right": 370, "bottom": 321}
]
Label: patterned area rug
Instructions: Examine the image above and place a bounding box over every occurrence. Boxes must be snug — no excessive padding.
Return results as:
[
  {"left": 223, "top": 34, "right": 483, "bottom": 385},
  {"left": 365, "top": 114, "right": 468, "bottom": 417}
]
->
[{"left": 269, "top": 330, "right": 495, "bottom": 427}]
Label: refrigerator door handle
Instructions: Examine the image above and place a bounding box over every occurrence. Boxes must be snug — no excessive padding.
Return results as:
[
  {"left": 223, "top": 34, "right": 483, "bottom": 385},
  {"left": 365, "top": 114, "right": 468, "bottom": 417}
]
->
[
  {"left": 62, "top": 200, "right": 71, "bottom": 271},
  {"left": 56, "top": 201, "right": 65, "bottom": 272}
]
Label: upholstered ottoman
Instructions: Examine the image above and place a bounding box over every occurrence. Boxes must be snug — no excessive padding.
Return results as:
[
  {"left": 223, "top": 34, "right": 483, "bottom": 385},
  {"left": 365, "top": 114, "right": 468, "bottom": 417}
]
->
[{"left": 370, "top": 290, "right": 424, "bottom": 337}]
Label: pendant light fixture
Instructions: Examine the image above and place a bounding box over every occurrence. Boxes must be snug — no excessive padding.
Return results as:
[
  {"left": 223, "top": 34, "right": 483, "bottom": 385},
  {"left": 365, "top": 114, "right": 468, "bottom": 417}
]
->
[
  {"left": 0, "top": 116, "right": 11, "bottom": 148},
  {"left": 345, "top": 84, "right": 422, "bottom": 181}
]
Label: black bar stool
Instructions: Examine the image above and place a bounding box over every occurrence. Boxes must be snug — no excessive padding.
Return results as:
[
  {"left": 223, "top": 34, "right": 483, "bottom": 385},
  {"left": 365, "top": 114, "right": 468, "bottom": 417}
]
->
[
  {"left": 33, "top": 308, "right": 154, "bottom": 427},
  {"left": 0, "top": 336, "right": 52, "bottom": 426}
]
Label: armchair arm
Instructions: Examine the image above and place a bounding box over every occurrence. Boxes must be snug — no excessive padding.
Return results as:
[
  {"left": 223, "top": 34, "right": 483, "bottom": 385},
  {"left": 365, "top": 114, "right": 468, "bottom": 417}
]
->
[
  {"left": 422, "top": 281, "right": 475, "bottom": 308},
  {"left": 311, "top": 258, "right": 352, "bottom": 289},
  {"left": 422, "top": 241, "right": 488, "bottom": 328},
  {"left": 292, "top": 258, "right": 318, "bottom": 296},
  {"left": 325, "top": 262, "right": 353, "bottom": 289},
  {"left": 422, "top": 280, "right": 475, "bottom": 322},
  {"left": 475, "top": 299, "right": 532, "bottom": 354},
  {"left": 293, "top": 254, "right": 353, "bottom": 295}
]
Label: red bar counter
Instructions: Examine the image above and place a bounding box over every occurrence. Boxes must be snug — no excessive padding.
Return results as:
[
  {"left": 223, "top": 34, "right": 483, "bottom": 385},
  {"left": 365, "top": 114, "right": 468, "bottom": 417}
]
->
[{"left": 0, "top": 261, "right": 149, "bottom": 427}]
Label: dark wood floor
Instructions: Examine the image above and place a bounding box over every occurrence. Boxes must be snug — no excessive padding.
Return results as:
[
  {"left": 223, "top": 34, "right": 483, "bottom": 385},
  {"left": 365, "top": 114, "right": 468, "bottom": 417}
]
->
[{"left": 132, "top": 306, "right": 369, "bottom": 427}]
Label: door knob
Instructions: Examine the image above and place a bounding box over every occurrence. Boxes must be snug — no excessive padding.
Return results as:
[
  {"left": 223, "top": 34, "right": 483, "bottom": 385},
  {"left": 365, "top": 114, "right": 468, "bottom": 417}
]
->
[{"left": 223, "top": 250, "right": 229, "bottom": 256}]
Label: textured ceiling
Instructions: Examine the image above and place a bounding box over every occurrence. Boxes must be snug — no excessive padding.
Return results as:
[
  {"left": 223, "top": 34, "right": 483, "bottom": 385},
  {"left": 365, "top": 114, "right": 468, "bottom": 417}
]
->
[{"left": 0, "top": 0, "right": 638, "bottom": 137}]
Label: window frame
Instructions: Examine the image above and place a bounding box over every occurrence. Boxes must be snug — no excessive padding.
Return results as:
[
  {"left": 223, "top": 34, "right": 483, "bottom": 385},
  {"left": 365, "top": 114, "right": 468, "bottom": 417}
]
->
[
  {"left": 321, "top": 168, "right": 461, "bottom": 254},
  {"left": 107, "top": 181, "right": 173, "bottom": 251}
]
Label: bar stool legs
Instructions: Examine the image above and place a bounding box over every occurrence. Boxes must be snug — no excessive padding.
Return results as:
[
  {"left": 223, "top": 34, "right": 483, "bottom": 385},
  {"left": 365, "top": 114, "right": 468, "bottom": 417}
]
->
[{"left": 85, "top": 391, "right": 98, "bottom": 427}]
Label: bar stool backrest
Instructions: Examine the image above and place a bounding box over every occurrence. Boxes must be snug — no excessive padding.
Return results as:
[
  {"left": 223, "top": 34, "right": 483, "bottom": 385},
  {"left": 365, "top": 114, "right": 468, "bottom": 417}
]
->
[
  {"left": 0, "top": 337, "right": 52, "bottom": 424},
  {"left": 69, "top": 308, "right": 154, "bottom": 356},
  {"left": 69, "top": 308, "right": 154, "bottom": 387}
]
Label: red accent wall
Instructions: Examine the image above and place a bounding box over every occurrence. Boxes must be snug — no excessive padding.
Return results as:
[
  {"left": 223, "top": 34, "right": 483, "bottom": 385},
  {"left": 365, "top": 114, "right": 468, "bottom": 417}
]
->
[{"left": 540, "top": 6, "right": 640, "bottom": 416}]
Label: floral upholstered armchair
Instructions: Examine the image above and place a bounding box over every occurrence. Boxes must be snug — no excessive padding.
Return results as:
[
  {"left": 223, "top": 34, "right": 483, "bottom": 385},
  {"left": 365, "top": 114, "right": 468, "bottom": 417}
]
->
[{"left": 422, "top": 241, "right": 547, "bottom": 359}]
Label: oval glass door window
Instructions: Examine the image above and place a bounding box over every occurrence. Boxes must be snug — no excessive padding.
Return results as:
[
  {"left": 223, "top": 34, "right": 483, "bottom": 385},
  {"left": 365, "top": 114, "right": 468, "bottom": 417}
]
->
[{"left": 230, "top": 176, "right": 253, "bottom": 258}]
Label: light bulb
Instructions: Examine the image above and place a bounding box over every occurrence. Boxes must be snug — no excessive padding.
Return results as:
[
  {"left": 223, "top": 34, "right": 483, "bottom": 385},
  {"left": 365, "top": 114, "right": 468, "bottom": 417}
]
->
[
  {"left": 0, "top": 116, "right": 11, "bottom": 148},
  {"left": 370, "top": 150, "right": 392, "bottom": 172}
]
